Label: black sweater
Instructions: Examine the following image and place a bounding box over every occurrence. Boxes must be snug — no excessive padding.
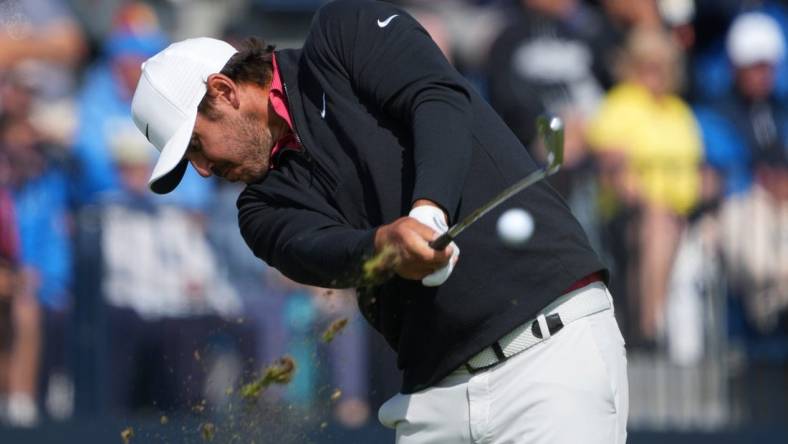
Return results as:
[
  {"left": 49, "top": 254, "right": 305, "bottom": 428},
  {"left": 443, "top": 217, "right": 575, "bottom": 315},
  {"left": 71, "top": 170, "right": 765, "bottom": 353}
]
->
[{"left": 238, "top": 0, "right": 607, "bottom": 393}]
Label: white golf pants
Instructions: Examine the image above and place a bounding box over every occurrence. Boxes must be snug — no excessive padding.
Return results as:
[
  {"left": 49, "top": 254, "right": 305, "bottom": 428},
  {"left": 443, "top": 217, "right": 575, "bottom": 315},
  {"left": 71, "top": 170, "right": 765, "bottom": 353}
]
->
[{"left": 379, "top": 285, "right": 628, "bottom": 443}]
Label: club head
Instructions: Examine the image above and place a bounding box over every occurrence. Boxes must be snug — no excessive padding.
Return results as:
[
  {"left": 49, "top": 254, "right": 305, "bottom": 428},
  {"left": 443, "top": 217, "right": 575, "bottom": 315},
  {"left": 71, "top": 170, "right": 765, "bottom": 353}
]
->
[{"left": 536, "top": 116, "right": 564, "bottom": 174}]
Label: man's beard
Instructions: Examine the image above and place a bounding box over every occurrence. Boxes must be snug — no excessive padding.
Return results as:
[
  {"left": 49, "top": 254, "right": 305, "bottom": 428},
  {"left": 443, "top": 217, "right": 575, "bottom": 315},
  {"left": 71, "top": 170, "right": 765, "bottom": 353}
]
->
[{"left": 217, "top": 111, "right": 272, "bottom": 183}]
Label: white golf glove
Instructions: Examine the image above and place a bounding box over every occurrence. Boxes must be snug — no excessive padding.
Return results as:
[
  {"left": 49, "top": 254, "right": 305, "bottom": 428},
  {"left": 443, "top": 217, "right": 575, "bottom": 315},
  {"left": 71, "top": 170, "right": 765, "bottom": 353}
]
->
[{"left": 408, "top": 205, "right": 460, "bottom": 287}]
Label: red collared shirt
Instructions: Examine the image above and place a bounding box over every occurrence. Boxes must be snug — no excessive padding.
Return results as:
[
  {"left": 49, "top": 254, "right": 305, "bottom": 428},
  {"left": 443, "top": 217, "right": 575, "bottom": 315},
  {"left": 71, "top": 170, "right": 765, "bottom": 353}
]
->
[{"left": 269, "top": 53, "right": 301, "bottom": 165}]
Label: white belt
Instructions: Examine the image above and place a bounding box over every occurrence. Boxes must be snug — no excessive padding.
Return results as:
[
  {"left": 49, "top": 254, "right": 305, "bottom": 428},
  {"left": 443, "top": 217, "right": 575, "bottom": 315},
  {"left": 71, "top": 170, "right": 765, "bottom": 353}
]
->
[{"left": 465, "top": 281, "right": 611, "bottom": 373}]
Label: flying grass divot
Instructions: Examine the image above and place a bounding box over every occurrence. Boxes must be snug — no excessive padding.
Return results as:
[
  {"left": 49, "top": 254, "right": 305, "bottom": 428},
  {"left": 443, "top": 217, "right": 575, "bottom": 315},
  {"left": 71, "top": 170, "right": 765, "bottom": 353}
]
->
[
  {"left": 200, "top": 422, "right": 216, "bottom": 441},
  {"left": 361, "top": 244, "right": 398, "bottom": 285},
  {"left": 239, "top": 356, "right": 297, "bottom": 402},
  {"left": 120, "top": 426, "right": 134, "bottom": 444},
  {"left": 322, "top": 318, "right": 349, "bottom": 343}
]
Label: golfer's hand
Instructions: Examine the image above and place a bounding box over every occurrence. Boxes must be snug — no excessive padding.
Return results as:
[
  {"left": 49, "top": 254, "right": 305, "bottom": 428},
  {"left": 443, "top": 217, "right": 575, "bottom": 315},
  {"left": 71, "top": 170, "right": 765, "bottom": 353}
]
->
[
  {"left": 408, "top": 205, "right": 460, "bottom": 286},
  {"left": 374, "top": 214, "right": 456, "bottom": 282}
]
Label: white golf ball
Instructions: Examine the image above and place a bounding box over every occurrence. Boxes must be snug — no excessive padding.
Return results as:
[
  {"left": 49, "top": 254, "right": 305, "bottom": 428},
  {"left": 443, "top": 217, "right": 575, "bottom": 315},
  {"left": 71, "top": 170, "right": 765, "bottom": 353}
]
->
[{"left": 497, "top": 208, "right": 534, "bottom": 247}]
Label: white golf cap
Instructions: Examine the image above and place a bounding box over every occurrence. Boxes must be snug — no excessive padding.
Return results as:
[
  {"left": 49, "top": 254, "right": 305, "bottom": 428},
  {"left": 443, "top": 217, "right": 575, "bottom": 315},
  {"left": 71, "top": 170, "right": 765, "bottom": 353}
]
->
[
  {"left": 131, "top": 37, "right": 238, "bottom": 194},
  {"left": 726, "top": 12, "right": 785, "bottom": 68}
]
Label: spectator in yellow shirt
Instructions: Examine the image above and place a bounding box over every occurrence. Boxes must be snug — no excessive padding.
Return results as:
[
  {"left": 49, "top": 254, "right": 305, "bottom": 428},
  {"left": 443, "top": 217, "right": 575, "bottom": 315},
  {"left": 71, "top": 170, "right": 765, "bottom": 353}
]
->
[{"left": 587, "top": 27, "right": 703, "bottom": 343}]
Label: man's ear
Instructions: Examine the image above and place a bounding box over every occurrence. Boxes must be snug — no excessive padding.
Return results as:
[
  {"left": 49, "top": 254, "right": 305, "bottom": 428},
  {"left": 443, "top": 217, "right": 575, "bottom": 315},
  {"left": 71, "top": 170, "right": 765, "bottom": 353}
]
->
[{"left": 205, "top": 74, "right": 240, "bottom": 109}]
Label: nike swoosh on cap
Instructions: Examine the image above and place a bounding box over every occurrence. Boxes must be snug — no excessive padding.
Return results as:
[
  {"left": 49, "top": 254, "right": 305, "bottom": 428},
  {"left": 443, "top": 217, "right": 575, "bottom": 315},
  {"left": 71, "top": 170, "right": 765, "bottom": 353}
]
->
[
  {"left": 377, "top": 14, "right": 398, "bottom": 28},
  {"left": 144, "top": 124, "right": 150, "bottom": 142}
]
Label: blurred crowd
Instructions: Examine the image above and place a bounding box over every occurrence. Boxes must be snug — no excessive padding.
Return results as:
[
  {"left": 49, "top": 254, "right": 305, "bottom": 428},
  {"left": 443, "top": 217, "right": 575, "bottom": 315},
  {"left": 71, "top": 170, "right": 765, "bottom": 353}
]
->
[{"left": 0, "top": 0, "right": 786, "bottom": 432}]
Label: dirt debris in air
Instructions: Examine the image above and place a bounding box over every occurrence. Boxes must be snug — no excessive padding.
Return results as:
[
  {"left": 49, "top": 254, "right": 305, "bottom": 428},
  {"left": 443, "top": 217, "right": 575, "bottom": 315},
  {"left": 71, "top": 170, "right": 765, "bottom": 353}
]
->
[
  {"left": 239, "top": 355, "right": 297, "bottom": 402},
  {"left": 200, "top": 422, "right": 216, "bottom": 441},
  {"left": 192, "top": 399, "right": 207, "bottom": 414},
  {"left": 321, "top": 318, "right": 349, "bottom": 343},
  {"left": 330, "top": 388, "right": 342, "bottom": 402},
  {"left": 361, "top": 244, "right": 398, "bottom": 284},
  {"left": 120, "top": 426, "right": 134, "bottom": 444}
]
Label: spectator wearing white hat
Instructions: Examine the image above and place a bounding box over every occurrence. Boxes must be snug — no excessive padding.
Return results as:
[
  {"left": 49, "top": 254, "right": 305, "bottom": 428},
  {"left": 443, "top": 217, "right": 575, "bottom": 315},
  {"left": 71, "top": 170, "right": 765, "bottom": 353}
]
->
[
  {"left": 727, "top": 12, "right": 785, "bottom": 106},
  {"left": 695, "top": 12, "right": 788, "bottom": 196}
]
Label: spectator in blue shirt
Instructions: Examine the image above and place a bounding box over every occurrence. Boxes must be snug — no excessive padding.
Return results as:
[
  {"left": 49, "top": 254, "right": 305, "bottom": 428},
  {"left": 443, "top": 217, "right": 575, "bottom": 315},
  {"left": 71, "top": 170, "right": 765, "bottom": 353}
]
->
[
  {"left": 1, "top": 86, "right": 72, "bottom": 426},
  {"left": 71, "top": 2, "right": 213, "bottom": 209},
  {"left": 695, "top": 12, "right": 788, "bottom": 196}
]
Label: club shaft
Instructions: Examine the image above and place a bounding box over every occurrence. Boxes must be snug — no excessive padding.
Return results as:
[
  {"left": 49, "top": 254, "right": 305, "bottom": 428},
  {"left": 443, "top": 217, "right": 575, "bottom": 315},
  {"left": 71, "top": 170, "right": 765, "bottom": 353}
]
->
[{"left": 429, "top": 168, "right": 548, "bottom": 250}]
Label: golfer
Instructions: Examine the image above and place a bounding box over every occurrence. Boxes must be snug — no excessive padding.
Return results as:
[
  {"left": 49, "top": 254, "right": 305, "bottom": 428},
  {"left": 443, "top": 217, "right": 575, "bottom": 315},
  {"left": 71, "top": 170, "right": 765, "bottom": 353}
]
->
[{"left": 131, "top": 1, "right": 627, "bottom": 442}]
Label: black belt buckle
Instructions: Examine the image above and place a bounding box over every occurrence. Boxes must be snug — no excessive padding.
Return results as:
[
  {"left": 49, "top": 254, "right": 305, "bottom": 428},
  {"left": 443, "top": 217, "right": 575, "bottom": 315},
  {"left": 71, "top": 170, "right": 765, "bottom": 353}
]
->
[{"left": 531, "top": 313, "right": 564, "bottom": 339}]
